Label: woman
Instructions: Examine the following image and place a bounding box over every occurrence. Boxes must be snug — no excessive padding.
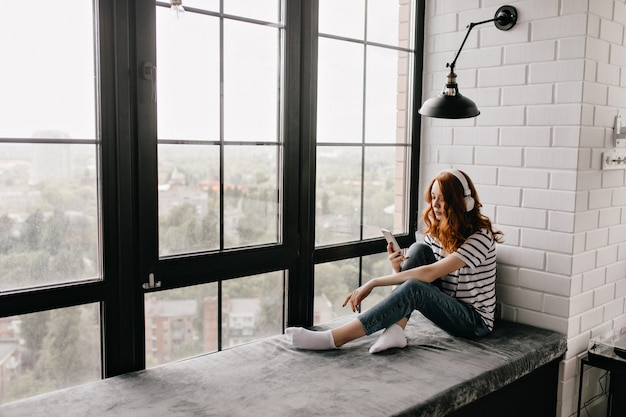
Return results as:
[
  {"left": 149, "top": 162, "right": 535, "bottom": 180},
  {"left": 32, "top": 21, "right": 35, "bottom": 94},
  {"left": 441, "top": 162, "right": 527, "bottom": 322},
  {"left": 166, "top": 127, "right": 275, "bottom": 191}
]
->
[{"left": 286, "top": 169, "right": 504, "bottom": 353}]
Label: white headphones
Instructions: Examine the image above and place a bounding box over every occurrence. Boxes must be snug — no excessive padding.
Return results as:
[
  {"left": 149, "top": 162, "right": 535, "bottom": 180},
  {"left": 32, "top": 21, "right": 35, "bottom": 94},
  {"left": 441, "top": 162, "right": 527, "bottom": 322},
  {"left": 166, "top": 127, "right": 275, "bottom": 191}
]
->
[{"left": 444, "top": 169, "right": 475, "bottom": 212}]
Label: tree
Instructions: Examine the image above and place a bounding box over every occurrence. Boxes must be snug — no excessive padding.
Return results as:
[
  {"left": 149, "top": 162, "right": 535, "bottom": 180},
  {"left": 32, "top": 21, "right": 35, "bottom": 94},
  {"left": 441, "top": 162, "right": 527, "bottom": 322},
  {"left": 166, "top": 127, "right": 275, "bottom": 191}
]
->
[
  {"left": 160, "top": 202, "right": 200, "bottom": 254},
  {"left": 41, "top": 210, "right": 68, "bottom": 256},
  {"left": 0, "top": 215, "right": 16, "bottom": 253},
  {"left": 6, "top": 306, "right": 100, "bottom": 403},
  {"left": 253, "top": 272, "right": 283, "bottom": 337},
  {"left": 37, "top": 306, "right": 100, "bottom": 388},
  {"left": 314, "top": 260, "right": 359, "bottom": 318},
  {"left": 21, "top": 210, "right": 44, "bottom": 251},
  {"left": 19, "top": 310, "right": 51, "bottom": 354}
]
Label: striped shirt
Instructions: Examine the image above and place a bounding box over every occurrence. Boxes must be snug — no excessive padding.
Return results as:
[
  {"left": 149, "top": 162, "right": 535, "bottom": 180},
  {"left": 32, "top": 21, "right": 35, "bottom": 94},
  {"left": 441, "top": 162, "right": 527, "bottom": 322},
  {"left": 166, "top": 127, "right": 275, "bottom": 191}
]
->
[{"left": 424, "top": 229, "right": 497, "bottom": 331}]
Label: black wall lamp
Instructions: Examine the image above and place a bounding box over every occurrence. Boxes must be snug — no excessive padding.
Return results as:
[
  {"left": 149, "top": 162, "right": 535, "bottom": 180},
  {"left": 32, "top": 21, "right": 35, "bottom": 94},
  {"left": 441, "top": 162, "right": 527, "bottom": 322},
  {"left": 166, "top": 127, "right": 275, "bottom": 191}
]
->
[{"left": 419, "top": 5, "right": 518, "bottom": 119}]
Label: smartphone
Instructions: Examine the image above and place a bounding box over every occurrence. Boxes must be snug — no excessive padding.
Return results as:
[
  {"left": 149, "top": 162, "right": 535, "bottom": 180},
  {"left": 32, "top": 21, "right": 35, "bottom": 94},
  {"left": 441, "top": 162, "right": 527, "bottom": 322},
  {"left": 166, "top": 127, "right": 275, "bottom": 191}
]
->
[{"left": 381, "top": 229, "right": 402, "bottom": 252}]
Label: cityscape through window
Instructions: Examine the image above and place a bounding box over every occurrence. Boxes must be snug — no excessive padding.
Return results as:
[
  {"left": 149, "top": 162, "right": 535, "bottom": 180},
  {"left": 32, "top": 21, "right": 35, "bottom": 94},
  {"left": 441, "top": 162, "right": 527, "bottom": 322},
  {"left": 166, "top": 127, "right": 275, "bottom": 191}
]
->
[{"left": 0, "top": 0, "right": 422, "bottom": 403}]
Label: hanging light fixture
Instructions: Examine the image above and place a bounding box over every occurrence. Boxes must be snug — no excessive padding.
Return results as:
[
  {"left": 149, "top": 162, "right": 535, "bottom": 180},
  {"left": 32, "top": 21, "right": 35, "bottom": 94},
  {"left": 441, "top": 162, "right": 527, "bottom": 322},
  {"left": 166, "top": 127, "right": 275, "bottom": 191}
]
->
[
  {"left": 419, "top": 5, "right": 518, "bottom": 119},
  {"left": 170, "top": 0, "right": 185, "bottom": 20}
]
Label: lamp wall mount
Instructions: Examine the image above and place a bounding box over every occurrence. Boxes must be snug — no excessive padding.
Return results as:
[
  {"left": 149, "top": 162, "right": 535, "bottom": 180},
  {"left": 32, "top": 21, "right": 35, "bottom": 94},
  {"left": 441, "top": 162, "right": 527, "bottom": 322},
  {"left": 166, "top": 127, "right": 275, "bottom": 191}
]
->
[{"left": 494, "top": 5, "right": 518, "bottom": 31}]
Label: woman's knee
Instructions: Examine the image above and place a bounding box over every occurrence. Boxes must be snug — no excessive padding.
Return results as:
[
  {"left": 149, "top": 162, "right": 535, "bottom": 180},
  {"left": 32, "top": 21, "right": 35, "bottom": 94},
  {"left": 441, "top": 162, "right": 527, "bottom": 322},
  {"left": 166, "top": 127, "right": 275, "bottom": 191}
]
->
[{"left": 401, "top": 243, "right": 436, "bottom": 270}]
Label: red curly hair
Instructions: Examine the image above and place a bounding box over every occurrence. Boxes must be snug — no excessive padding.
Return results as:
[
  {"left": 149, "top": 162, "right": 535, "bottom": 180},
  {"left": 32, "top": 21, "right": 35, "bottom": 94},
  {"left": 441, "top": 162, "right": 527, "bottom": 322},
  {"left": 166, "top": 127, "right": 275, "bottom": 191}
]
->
[{"left": 422, "top": 170, "right": 503, "bottom": 253}]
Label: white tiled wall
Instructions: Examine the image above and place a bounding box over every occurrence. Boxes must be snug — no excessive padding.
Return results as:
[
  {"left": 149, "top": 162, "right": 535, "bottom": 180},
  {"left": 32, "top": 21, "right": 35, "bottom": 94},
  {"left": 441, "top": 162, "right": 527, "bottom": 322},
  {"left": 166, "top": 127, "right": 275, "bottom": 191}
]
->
[{"left": 420, "top": 1, "right": 626, "bottom": 416}]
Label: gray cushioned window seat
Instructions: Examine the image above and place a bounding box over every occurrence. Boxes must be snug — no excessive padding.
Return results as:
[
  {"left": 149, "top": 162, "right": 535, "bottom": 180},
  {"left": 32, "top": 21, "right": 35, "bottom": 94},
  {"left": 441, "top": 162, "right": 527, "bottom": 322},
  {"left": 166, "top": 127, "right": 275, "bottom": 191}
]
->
[{"left": 0, "top": 313, "right": 566, "bottom": 417}]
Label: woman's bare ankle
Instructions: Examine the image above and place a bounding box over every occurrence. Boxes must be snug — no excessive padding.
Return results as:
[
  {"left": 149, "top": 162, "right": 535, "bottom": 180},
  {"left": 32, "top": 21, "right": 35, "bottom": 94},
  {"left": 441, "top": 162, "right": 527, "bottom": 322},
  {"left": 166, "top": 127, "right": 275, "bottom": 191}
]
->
[
  {"left": 397, "top": 317, "right": 409, "bottom": 330},
  {"left": 331, "top": 319, "right": 367, "bottom": 347}
]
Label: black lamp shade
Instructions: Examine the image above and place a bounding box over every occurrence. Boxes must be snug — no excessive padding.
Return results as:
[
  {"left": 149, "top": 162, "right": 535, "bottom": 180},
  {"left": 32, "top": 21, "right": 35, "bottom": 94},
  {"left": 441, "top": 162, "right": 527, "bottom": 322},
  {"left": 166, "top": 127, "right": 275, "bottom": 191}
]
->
[{"left": 418, "top": 91, "right": 480, "bottom": 119}]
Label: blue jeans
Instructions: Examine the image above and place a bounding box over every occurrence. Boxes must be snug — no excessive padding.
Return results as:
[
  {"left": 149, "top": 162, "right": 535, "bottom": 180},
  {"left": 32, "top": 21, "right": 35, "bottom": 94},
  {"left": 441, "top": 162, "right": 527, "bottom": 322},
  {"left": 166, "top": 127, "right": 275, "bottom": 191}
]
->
[{"left": 358, "top": 243, "right": 490, "bottom": 339}]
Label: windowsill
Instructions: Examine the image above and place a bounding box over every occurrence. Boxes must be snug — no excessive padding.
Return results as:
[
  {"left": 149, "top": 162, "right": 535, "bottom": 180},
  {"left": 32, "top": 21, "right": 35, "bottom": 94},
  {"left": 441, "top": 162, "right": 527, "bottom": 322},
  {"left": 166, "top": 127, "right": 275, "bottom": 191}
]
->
[{"left": 0, "top": 313, "right": 567, "bottom": 417}]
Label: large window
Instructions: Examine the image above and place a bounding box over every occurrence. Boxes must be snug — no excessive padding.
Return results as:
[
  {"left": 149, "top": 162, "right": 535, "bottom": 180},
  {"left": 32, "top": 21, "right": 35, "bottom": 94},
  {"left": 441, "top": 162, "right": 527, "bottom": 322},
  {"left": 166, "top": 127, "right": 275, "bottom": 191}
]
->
[
  {"left": 148, "top": 1, "right": 286, "bottom": 365},
  {"left": 314, "top": 0, "right": 417, "bottom": 322},
  {"left": 316, "top": 0, "right": 414, "bottom": 244},
  {"left": 0, "top": 0, "right": 102, "bottom": 403},
  {"left": 0, "top": 3, "right": 100, "bottom": 292},
  {"left": 0, "top": 0, "right": 423, "bottom": 404},
  {"left": 156, "top": 3, "right": 283, "bottom": 254}
]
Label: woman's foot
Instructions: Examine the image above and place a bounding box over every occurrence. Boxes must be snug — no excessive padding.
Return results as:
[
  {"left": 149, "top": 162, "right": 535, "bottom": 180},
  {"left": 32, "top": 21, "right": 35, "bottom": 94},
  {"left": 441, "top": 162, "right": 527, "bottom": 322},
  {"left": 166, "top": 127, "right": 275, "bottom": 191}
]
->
[
  {"left": 285, "top": 327, "right": 337, "bottom": 350},
  {"left": 368, "top": 324, "right": 407, "bottom": 353}
]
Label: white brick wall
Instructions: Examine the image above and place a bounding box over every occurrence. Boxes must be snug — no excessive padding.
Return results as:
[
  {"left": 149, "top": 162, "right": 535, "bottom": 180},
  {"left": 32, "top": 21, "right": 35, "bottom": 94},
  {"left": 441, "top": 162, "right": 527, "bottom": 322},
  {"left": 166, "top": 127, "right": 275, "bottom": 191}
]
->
[{"left": 420, "top": 1, "right": 626, "bottom": 416}]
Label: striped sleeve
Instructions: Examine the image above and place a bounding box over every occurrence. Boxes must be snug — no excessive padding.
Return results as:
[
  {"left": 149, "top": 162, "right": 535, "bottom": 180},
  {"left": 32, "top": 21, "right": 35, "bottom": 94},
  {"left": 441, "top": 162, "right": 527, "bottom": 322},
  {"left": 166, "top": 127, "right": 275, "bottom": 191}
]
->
[{"left": 452, "top": 231, "right": 493, "bottom": 271}]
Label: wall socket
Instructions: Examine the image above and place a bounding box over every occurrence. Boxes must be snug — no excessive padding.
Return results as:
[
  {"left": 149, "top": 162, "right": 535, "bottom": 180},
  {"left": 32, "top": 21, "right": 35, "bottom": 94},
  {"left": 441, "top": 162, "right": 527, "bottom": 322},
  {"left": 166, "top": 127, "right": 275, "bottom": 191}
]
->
[{"left": 602, "top": 149, "right": 626, "bottom": 170}]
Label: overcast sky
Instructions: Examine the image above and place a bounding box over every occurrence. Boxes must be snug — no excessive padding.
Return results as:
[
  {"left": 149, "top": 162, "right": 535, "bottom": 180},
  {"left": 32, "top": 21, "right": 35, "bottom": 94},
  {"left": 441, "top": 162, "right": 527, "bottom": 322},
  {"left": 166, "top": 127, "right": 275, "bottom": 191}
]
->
[{"left": 0, "top": 1, "right": 96, "bottom": 139}]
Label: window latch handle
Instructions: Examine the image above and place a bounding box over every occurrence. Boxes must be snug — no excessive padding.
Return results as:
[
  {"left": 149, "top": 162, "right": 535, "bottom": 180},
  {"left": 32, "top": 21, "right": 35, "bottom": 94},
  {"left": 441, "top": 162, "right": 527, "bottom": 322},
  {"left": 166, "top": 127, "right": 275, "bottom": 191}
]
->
[{"left": 142, "top": 273, "right": 161, "bottom": 290}]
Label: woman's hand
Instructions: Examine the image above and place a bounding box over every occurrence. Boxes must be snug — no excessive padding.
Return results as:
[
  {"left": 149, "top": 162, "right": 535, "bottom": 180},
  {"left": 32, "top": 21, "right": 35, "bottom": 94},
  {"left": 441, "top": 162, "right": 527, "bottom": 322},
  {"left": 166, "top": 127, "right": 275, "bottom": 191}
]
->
[
  {"left": 342, "top": 281, "right": 374, "bottom": 312},
  {"left": 388, "top": 242, "right": 406, "bottom": 273}
]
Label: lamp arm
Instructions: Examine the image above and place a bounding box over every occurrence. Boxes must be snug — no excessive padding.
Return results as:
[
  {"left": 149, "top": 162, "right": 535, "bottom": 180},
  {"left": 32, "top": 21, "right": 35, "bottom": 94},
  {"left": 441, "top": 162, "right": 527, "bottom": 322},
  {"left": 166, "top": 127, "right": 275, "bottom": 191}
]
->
[
  {"left": 447, "top": 5, "right": 518, "bottom": 71},
  {"left": 447, "top": 18, "right": 495, "bottom": 71}
]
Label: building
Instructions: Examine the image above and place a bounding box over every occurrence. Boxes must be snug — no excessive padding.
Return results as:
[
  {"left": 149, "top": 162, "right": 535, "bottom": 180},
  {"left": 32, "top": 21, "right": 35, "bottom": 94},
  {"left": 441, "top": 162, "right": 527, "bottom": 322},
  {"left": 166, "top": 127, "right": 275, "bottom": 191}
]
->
[
  {"left": 203, "top": 295, "right": 334, "bottom": 351},
  {"left": 145, "top": 298, "right": 198, "bottom": 364},
  {"left": 0, "top": 317, "right": 21, "bottom": 401}
]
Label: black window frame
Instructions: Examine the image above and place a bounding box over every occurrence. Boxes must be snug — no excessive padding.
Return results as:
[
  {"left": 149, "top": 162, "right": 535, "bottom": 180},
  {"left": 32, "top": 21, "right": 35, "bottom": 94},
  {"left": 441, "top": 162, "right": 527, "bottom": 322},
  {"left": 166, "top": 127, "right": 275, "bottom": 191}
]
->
[{"left": 0, "top": 0, "right": 425, "bottom": 382}]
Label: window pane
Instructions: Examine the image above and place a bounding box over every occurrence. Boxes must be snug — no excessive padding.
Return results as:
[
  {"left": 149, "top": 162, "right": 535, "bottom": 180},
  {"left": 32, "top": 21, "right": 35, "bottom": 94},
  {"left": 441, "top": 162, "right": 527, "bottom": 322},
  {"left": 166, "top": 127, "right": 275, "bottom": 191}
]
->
[
  {"left": 0, "top": 143, "right": 100, "bottom": 292},
  {"left": 316, "top": 147, "right": 362, "bottom": 246},
  {"left": 0, "top": 1, "right": 96, "bottom": 140},
  {"left": 319, "top": 0, "right": 365, "bottom": 39},
  {"left": 155, "top": 6, "right": 284, "bottom": 256},
  {"left": 224, "top": 0, "right": 281, "bottom": 23},
  {"left": 365, "top": 48, "right": 410, "bottom": 144},
  {"left": 224, "top": 145, "right": 280, "bottom": 248},
  {"left": 360, "top": 252, "right": 395, "bottom": 312},
  {"left": 314, "top": 258, "right": 359, "bottom": 325},
  {"left": 145, "top": 282, "right": 218, "bottom": 367},
  {"left": 313, "top": 253, "right": 395, "bottom": 326},
  {"left": 157, "top": 10, "right": 220, "bottom": 141},
  {"left": 158, "top": 144, "right": 220, "bottom": 257},
  {"left": 145, "top": 272, "right": 285, "bottom": 367},
  {"left": 316, "top": 38, "right": 364, "bottom": 143},
  {"left": 222, "top": 272, "right": 285, "bottom": 349},
  {"left": 224, "top": 20, "right": 280, "bottom": 141},
  {"left": 0, "top": 304, "right": 101, "bottom": 404},
  {"left": 316, "top": 1, "right": 416, "bottom": 250},
  {"left": 363, "top": 146, "right": 406, "bottom": 239},
  {"left": 367, "top": 0, "right": 414, "bottom": 48}
]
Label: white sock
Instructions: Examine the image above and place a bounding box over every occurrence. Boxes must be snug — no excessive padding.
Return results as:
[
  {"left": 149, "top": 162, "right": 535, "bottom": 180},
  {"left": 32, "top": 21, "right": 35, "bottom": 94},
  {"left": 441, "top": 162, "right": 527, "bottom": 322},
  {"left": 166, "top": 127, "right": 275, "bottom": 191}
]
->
[
  {"left": 368, "top": 324, "right": 407, "bottom": 354},
  {"left": 285, "top": 327, "right": 337, "bottom": 350}
]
